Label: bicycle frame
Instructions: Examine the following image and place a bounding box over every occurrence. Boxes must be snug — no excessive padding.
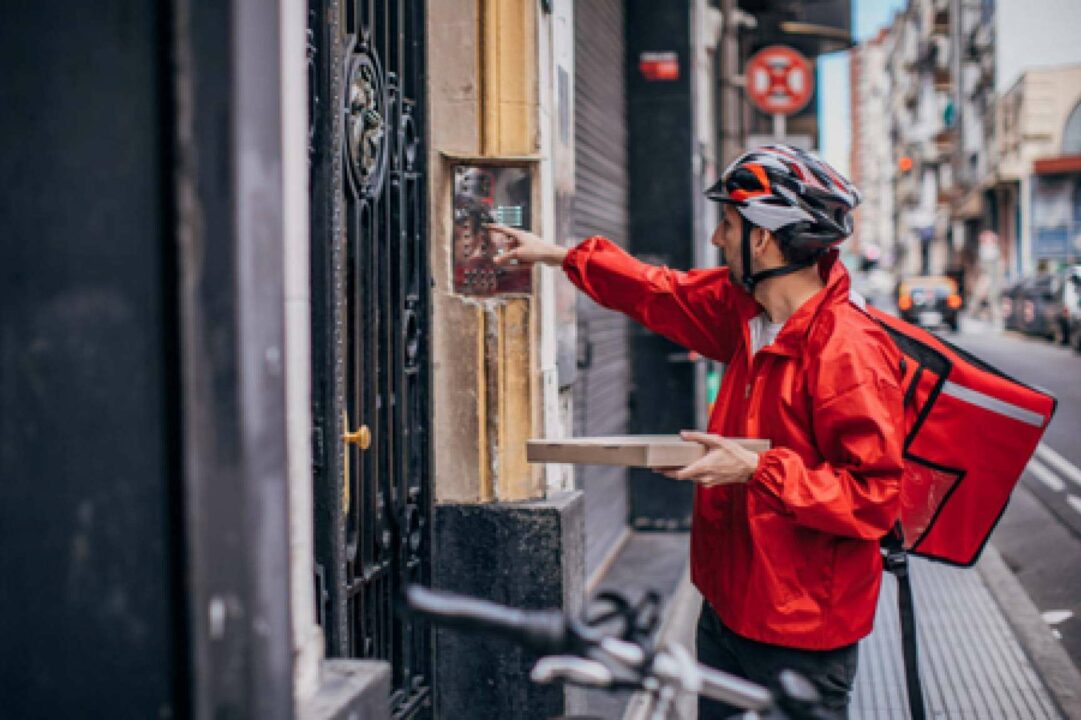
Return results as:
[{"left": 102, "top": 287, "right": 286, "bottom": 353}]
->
[{"left": 404, "top": 585, "right": 832, "bottom": 720}]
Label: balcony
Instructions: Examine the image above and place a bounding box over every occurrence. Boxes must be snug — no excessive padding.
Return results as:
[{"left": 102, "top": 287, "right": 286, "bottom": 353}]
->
[
  {"left": 896, "top": 173, "right": 921, "bottom": 206},
  {"left": 917, "top": 40, "right": 936, "bottom": 68},
  {"left": 931, "top": 0, "right": 950, "bottom": 35},
  {"left": 966, "top": 22, "right": 992, "bottom": 62},
  {"left": 903, "top": 81, "right": 919, "bottom": 108},
  {"left": 934, "top": 127, "right": 957, "bottom": 155},
  {"left": 932, "top": 9, "right": 949, "bottom": 37},
  {"left": 902, "top": 50, "right": 919, "bottom": 72},
  {"left": 934, "top": 65, "right": 953, "bottom": 92},
  {"left": 971, "top": 22, "right": 993, "bottom": 52},
  {"left": 920, "top": 144, "right": 943, "bottom": 165},
  {"left": 899, "top": 34, "right": 920, "bottom": 71},
  {"left": 918, "top": 36, "right": 950, "bottom": 75},
  {"left": 937, "top": 188, "right": 960, "bottom": 206},
  {"left": 969, "top": 63, "right": 993, "bottom": 100},
  {"left": 979, "top": 53, "right": 994, "bottom": 87}
]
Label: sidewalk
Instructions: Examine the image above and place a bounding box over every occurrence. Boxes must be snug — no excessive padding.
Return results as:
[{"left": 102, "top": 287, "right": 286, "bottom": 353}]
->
[
  {"left": 582, "top": 532, "right": 691, "bottom": 719},
  {"left": 854, "top": 549, "right": 1078, "bottom": 718},
  {"left": 585, "top": 532, "right": 1081, "bottom": 719}
]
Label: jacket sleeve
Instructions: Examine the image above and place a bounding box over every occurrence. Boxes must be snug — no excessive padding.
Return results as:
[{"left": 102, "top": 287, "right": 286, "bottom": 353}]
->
[
  {"left": 749, "top": 362, "right": 904, "bottom": 540},
  {"left": 562, "top": 236, "right": 756, "bottom": 364}
]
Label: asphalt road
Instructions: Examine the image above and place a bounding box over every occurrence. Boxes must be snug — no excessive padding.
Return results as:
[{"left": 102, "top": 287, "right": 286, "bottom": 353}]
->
[{"left": 948, "top": 318, "right": 1081, "bottom": 671}]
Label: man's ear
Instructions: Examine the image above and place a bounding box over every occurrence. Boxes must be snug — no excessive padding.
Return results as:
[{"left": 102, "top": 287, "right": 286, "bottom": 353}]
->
[{"left": 751, "top": 226, "right": 772, "bottom": 256}]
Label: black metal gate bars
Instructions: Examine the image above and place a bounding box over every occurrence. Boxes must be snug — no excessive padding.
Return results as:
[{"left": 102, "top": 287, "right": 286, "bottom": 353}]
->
[{"left": 308, "top": 1, "right": 431, "bottom": 717}]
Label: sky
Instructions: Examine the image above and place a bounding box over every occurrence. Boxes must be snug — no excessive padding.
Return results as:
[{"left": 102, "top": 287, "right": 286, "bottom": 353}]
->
[
  {"left": 818, "top": 0, "right": 908, "bottom": 176},
  {"left": 995, "top": 0, "right": 1081, "bottom": 93}
]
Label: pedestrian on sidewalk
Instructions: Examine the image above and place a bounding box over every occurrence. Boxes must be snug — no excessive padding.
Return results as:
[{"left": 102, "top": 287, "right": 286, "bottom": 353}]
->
[{"left": 490, "top": 145, "right": 905, "bottom": 719}]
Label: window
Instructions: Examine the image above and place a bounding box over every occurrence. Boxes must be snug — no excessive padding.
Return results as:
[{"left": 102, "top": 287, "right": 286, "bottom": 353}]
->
[{"left": 1063, "top": 99, "right": 1081, "bottom": 155}]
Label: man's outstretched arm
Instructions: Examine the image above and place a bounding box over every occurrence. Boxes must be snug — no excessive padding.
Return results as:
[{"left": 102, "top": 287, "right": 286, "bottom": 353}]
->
[
  {"left": 489, "top": 224, "right": 568, "bottom": 267},
  {"left": 490, "top": 225, "right": 755, "bottom": 364}
]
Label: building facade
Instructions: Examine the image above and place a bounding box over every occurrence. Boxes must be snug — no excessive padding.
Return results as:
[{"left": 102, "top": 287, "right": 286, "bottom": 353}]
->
[
  {"left": 859, "top": 0, "right": 991, "bottom": 287},
  {"left": 2, "top": 1, "right": 849, "bottom": 718},
  {"left": 863, "top": 0, "right": 1081, "bottom": 292},
  {"left": 851, "top": 29, "right": 896, "bottom": 266},
  {"left": 994, "top": 66, "right": 1081, "bottom": 275}
]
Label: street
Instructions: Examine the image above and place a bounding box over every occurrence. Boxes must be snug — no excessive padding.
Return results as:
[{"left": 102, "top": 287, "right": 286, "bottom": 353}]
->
[{"left": 949, "top": 319, "right": 1081, "bottom": 672}]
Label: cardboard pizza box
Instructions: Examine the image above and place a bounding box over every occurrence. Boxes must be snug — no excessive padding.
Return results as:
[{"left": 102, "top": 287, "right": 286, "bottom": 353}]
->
[{"left": 526, "top": 435, "right": 771, "bottom": 468}]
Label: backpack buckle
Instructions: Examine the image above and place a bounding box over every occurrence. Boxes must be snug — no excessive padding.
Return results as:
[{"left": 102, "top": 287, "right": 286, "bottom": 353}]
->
[{"left": 884, "top": 547, "right": 909, "bottom": 578}]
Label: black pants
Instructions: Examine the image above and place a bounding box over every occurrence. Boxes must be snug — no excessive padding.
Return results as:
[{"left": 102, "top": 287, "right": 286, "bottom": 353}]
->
[{"left": 696, "top": 602, "right": 859, "bottom": 720}]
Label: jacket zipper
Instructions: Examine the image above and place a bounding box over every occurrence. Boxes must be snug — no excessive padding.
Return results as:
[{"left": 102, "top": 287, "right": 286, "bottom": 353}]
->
[{"left": 745, "top": 354, "right": 769, "bottom": 437}]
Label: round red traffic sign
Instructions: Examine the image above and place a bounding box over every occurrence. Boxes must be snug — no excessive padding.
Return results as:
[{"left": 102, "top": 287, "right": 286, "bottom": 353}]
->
[{"left": 745, "top": 45, "right": 813, "bottom": 116}]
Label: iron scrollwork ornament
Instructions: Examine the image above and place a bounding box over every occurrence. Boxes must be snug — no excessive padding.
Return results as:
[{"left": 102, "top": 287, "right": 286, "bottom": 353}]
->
[{"left": 345, "top": 52, "right": 387, "bottom": 199}]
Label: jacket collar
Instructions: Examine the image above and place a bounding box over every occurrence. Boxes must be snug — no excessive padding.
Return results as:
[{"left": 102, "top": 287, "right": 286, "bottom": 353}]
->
[{"left": 753, "top": 250, "right": 851, "bottom": 359}]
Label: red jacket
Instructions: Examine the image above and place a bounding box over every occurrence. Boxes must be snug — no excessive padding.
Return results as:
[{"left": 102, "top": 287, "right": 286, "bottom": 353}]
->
[{"left": 563, "top": 237, "right": 905, "bottom": 650}]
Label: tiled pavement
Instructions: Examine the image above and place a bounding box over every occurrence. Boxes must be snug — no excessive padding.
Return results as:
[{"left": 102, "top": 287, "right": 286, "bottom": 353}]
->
[{"left": 581, "top": 532, "right": 1081, "bottom": 719}]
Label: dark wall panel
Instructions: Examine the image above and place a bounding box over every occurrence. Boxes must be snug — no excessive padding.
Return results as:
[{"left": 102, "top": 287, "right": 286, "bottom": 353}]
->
[
  {"left": 625, "top": 0, "right": 695, "bottom": 527},
  {"left": 0, "top": 1, "right": 181, "bottom": 717}
]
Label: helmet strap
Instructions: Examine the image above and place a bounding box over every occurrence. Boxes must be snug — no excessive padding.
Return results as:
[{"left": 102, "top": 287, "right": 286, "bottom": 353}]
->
[
  {"left": 739, "top": 218, "right": 819, "bottom": 294},
  {"left": 746, "top": 258, "right": 819, "bottom": 289},
  {"left": 739, "top": 219, "right": 758, "bottom": 294}
]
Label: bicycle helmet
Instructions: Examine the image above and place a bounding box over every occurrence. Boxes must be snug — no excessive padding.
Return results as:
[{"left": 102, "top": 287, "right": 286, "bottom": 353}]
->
[{"left": 704, "top": 144, "right": 861, "bottom": 293}]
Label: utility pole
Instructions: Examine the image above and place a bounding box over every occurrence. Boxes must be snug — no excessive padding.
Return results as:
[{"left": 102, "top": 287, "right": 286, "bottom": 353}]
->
[{"left": 719, "top": 0, "right": 743, "bottom": 166}]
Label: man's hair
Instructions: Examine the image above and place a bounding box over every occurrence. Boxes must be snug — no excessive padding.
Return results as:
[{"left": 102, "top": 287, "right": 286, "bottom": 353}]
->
[
  {"left": 769, "top": 225, "right": 825, "bottom": 267},
  {"left": 780, "top": 238, "right": 824, "bottom": 267}
]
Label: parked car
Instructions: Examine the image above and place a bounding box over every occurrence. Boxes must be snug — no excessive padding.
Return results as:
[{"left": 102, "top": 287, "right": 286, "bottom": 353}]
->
[
  {"left": 1060, "top": 267, "right": 1081, "bottom": 352},
  {"left": 897, "top": 275, "right": 962, "bottom": 332},
  {"left": 1016, "top": 274, "right": 1058, "bottom": 338},
  {"left": 1001, "top": 279, "right": 1026, "bottom": 331},
  {"left": 1041, "top": 265, "right": 1081, "bottom": 345}
]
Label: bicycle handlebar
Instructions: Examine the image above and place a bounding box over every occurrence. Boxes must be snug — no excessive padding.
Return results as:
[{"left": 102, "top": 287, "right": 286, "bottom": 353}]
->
[
  {"left": 531, "top": 656, "right": 614, "bottom": 686},
  {"left": 405, "top": 585, "right": 571, "bottom": 655},
  {"left": 651, "top": 643, "right": 774, "bottom": 710},
  {"left": 405, "top": 585, "right": 821, "bottom": 718}
]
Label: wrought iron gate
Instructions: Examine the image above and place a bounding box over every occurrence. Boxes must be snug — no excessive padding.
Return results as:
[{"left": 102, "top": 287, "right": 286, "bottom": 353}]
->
[{"left": 308, "top": 1, "right": 432, "bottom": 717}]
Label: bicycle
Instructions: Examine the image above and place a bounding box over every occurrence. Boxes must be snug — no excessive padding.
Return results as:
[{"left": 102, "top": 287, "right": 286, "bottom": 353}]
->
[{"left": 405, "top": 585, "right": 839, "bottom": 720}]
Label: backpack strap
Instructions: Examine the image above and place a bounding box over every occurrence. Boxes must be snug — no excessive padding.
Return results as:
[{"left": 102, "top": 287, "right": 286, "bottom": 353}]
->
[
  {"left": 882, "top": 529, "right": 927, "bottom": 720},
  {"left": 854, "top": 291, "right": 930, "bottom": 716}
]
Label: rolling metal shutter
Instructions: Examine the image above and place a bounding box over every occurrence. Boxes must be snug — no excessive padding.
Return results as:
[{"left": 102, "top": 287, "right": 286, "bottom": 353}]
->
[{"left": 573, "top": 0, "right": 632, "bottom": 578}]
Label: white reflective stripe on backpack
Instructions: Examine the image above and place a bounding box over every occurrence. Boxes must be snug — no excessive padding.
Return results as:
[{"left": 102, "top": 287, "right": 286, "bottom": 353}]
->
[{"left": 941, "top": 380, "right": 1045, "bottom": 428}]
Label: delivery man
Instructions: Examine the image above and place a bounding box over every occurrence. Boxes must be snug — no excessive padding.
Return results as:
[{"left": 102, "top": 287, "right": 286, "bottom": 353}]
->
[{"left": 489, "top": 145, "right": 905, "bottom": 718}]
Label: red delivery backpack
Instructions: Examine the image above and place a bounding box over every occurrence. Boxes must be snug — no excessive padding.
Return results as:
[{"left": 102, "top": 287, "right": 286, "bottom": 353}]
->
[{"left": 859, "top": 298, "right": 1057, "bottom": 720}]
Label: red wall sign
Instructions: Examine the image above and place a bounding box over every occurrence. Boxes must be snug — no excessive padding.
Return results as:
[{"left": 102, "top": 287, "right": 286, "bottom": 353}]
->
[
  {"left": 744, "top": 45, "right": 813, "bottom": 116},
  {"left": 639, "top": 51, "right": 680, "bottom": 81}
]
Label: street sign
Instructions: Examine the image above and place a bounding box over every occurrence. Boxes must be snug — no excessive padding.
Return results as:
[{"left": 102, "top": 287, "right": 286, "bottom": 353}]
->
[
  {"left": 746, "top": 133, "right": 813, "bottom": 151},
  {"left": 745, "top": 45, "right": 813, "bottom": 116}
]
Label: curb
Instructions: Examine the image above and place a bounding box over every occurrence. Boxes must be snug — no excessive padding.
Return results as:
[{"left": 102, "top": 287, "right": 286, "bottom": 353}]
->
[{"left": 979, "top": 543, "right": 1081, "bottom": 719}]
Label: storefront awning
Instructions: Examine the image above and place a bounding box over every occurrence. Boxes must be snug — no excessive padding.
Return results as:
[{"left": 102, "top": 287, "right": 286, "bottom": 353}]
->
[
  {"left": 1033, "top": 154, "right": 1081, "bottom": 175},
  {"left": 746, "top": 0, "right": 854, "bottom": 58}
]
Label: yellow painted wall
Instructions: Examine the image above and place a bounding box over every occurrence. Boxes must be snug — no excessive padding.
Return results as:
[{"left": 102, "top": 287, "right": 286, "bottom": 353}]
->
[{"left": 429, "top": 0, "right": 543, "bottom": 503}]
